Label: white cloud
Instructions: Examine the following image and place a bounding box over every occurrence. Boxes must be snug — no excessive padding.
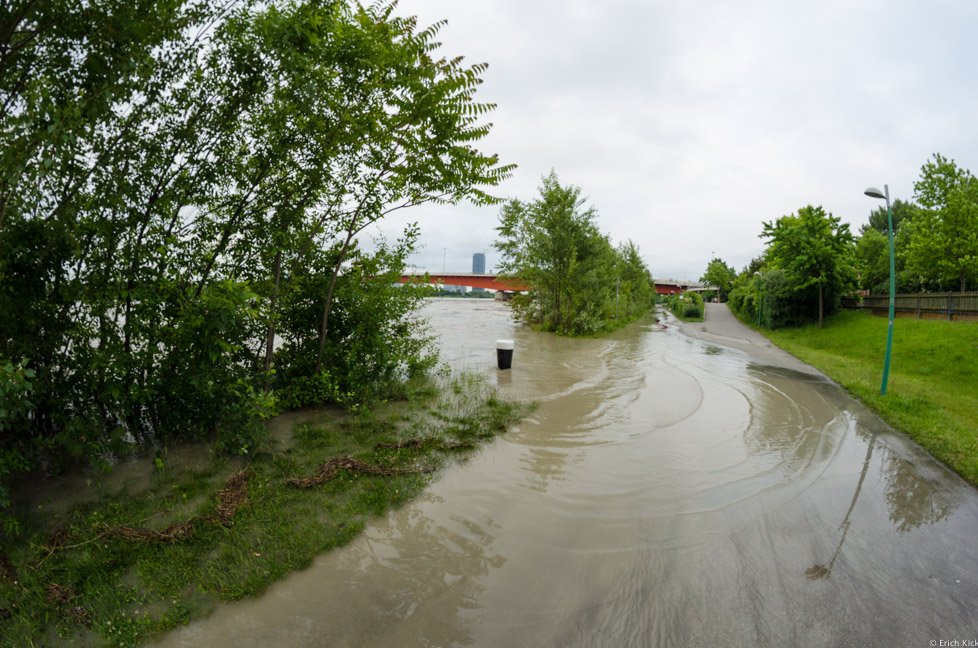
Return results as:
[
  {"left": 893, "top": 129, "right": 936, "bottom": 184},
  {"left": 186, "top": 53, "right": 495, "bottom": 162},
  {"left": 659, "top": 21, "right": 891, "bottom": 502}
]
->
[{"left": 366, "top": 0, "right": 978, "bottom": 280}]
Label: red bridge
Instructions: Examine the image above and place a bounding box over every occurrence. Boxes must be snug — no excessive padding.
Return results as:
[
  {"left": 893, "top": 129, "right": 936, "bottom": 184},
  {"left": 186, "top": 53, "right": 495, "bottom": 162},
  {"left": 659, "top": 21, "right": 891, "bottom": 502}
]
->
[
  {"left": 399, "top": 273, "right": 530, "bottom": 291},
  {"left": 400, "top": 274, "right": 705, "bottom": 296}
]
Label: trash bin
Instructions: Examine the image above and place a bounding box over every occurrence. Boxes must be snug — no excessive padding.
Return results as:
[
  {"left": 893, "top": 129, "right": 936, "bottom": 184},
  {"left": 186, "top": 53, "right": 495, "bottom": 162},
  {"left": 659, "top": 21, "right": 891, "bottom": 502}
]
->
[{"left": 496, "top": 339, "right": 514, "bottom": 370}]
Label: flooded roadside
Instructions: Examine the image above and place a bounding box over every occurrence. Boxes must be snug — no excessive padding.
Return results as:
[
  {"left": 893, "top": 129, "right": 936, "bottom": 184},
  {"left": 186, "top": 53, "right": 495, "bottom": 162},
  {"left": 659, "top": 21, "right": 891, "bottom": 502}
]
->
[{"left": 156, "top": 299, "right": 978, "bottom": 647}]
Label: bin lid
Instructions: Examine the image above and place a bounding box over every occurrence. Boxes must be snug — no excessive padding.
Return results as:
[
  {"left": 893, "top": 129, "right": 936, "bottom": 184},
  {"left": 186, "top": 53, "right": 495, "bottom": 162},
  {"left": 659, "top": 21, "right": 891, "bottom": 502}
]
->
[{"left": 496, "top": 339, "right": 514, "bottom": 350}]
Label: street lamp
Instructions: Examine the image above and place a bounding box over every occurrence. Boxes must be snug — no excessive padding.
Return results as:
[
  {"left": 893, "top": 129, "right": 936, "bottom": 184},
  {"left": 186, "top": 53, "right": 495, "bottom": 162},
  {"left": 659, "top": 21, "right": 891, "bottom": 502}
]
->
[{"left": 864, "top": 184, "right": 895, "bottom": 396}]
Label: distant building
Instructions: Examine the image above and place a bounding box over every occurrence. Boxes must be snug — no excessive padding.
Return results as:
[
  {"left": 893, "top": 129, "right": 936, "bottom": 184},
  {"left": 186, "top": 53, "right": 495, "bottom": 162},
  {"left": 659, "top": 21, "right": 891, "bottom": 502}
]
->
[{"left": 472, "top": 253, "right": 487, "bottom": 292}]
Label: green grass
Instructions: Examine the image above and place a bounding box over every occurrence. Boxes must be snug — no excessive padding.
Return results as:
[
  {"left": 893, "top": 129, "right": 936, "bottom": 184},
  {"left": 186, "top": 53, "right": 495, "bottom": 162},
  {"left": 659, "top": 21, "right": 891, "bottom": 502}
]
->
[
  {"left": 759, "top": 310, "right": 978, "bottom": 487},
  {"left": 0, "top": 373, "right": 527, "bottom": 648}
]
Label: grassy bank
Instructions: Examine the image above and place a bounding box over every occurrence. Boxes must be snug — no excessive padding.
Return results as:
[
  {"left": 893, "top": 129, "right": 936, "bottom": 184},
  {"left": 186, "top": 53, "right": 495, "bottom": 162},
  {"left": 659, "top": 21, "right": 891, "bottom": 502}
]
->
[
  {"left": 0, "top": 374, "right": 525, "bottom": 647},
  {"left": 758, "top": 310, "right": 978, "bottom": 487}
]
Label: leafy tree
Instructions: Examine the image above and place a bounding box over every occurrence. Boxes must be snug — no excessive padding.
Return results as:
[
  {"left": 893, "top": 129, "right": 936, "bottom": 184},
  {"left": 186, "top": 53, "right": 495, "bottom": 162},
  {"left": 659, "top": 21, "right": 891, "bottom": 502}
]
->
[
  {"left": 494, "top": 172, "right": 651, "bottom": 335},
  {"left": 907, "top": 153, "right": 978, "bottom": 292},
  {"left": 700, "top": 257, "right": 735, "bottom": 302},
  {"left": 761, "top": 205, "right": 856, "bottom": 328},
  {"left": 615, "top": 240, "right": 655, "bottom": 319},
  {"left": 855, "top": 228, "right": 890, "bottom": 293},
  {"left": 859, "top": 199, "right": 917, "bottom": 237},
  {"left": 0, "top": 0, "right": 511, "bottom": 511},
  {"left": 855, "top": 225, "right": 919, "bottom": 294}
]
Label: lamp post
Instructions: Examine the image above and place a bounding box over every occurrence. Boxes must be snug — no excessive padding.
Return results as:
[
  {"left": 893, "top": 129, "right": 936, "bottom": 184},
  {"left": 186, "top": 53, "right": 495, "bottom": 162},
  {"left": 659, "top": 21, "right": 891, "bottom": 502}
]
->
[{"left": 864, "top": 184, "right": 895, "bottom": 396}]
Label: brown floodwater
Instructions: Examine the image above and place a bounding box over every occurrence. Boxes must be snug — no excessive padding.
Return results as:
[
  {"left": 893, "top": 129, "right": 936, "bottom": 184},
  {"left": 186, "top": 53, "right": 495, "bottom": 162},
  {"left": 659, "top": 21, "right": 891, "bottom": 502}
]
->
[{"left": 155, "top": 299, "right": 978, "bottom": 647}]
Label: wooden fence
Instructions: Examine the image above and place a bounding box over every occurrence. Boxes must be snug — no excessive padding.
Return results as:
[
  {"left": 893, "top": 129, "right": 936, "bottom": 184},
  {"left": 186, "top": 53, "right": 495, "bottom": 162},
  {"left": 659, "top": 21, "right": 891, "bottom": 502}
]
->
[{"left": 841, "top": 292, "right": 978, "bottom": 321}]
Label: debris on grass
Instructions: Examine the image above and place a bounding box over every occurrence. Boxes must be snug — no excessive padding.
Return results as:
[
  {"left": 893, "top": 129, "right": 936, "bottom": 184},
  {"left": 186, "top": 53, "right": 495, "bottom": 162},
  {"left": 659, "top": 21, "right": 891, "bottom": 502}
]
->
[
  {"left": 375, "top": 437, "right": 473, "bottom": 452},
  {"left": 108, "top": 470, "right": 250, "bottom": 542},
  {"left": 288, "top": 456, "right": 433, "bottom": 488}
]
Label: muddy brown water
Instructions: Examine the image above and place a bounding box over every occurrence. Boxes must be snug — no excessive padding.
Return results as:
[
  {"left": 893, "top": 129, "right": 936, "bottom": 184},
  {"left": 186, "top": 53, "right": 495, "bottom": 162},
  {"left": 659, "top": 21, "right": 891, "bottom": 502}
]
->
[{"left": 155, "top": 299, "right": 978, "bottom": 647}]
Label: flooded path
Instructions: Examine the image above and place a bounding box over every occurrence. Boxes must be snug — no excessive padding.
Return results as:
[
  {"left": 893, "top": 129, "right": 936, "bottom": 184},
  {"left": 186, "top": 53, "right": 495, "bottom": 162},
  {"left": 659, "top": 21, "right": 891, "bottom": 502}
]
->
[{"left": 156, "top": 300, "right": 978, "bottom": 647}]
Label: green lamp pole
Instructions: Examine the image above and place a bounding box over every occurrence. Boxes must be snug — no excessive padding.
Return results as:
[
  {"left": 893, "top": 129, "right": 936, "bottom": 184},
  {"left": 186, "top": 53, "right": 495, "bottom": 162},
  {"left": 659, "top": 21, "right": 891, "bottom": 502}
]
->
[{"left": 864, "top": 184, "right": 895, "bottom": 395}]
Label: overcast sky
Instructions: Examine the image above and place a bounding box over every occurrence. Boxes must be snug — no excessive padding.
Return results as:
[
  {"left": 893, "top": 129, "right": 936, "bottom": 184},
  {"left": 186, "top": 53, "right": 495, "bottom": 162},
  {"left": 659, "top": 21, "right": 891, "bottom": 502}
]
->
[{"left": 365, "top": 0, "right": 978, "bottom": 281}]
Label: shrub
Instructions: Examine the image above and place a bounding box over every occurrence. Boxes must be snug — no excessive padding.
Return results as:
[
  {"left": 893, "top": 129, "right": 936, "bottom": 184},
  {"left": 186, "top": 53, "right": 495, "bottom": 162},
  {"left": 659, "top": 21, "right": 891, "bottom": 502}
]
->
[
  {"left": 1, "top": 359, "right": 35, "bottom": 528},
  {"left": 729, "top": 269, "right": 826, "bottom": 329},
  {"left": 666, "top": 291, "right": 704, "bottom": 320}
]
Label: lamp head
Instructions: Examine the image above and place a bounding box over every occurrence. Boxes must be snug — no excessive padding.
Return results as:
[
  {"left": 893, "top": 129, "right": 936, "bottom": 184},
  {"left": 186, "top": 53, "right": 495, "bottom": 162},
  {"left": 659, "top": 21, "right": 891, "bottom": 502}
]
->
[{"left": 864, "top": 187, "right": 886, "bottom": 200}]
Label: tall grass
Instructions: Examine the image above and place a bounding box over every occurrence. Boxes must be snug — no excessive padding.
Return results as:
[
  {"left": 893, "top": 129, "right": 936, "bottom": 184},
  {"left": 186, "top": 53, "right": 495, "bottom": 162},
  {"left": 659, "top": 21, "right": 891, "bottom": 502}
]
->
[{"left": 762, "top": 310, "right": 978, "bottom": 486}]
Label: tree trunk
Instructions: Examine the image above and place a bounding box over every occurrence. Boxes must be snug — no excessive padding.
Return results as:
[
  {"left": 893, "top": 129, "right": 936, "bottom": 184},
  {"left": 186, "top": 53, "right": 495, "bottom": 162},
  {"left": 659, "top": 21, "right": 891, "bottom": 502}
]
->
[
  {"left": 555, "top": 291, "right": 561, "bottom": 330},
  {"left": 263, "top": 250, "right": 282, "bottom": 392},
  {"left": 315, "top": 232, "right": 355, "bottom": 374}
]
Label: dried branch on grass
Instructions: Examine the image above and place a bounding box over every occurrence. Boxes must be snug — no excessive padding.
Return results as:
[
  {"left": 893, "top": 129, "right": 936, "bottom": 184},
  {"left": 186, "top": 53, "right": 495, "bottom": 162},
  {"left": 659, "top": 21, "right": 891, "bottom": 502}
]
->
[
  {"left": 107, "top": 519, "right": 196, "bottom": 542},
  {"left": 46, "top": 582, "right": 91, "bottom": 626},
  {"left": 108, "top": 470, "right": 249, "bottom": 543},
  {"left": 46, "top": 582, "right": 74, "bottom": 604},
  {"left": 289, "top": 456, "right": 433, "bottom": 488},
  {"left": 376, "top": 437, "right": 473, "bottom": 451},
  {"left": 208, "top": 470, "right": 250, "bottom": 525}
]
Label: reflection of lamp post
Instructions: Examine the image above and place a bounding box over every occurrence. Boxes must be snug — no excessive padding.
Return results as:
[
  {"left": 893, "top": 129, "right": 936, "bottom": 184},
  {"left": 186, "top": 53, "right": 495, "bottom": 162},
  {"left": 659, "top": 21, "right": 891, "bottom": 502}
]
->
[
  {"left": 864, "top": 185, "right": 895, "bottom": 396},
  {"left": 805, "top": 432, "right": 878, "bottom": 580}
]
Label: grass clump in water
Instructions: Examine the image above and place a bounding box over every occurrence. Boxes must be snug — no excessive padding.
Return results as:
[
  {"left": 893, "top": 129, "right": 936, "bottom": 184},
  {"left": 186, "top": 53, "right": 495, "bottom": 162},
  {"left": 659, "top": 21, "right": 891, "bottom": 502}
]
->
[
  {"left": 759, "top": 310, "right": 978, "bottom": 486},
  {"left": 0, "top": 372, "right": 526, "bottom": 647}
]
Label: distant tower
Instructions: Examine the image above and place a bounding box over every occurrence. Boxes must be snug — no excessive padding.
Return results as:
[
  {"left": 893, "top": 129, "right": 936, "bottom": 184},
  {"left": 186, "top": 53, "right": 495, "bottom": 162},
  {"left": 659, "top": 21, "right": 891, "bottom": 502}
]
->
[{"left": 472, "top": 253, "right": 486, "bottom": 274}]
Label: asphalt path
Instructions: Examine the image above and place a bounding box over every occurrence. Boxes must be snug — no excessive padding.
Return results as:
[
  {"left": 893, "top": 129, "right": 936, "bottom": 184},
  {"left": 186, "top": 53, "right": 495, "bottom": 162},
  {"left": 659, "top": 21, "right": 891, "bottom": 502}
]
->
[{"left": 678, "top": 301, "right": 827, "bottom": 377}]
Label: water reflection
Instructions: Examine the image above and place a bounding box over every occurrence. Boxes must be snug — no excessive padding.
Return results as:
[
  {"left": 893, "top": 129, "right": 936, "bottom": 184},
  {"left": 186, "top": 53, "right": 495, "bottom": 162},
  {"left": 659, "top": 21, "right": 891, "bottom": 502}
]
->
[
  {"left": 517, "top": 447, "right": 569, "bottom": 493},
  {"left": 742, "top": 366, "right": 843, "bottom": 477},
  {"left": 881, "top": 447, "right": 954, "bottom": 533},
  {"left": 155, "top": 300, "right": 978, "bottom": 647},
  {"left": 806, "top": 432, "right": 877, "bottom": 580}
]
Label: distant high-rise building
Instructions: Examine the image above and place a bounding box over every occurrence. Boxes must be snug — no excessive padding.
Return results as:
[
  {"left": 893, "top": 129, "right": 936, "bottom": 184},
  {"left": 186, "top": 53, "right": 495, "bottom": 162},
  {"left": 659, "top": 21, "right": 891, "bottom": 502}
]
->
[{"left": 472, "top": 253, "right": 486, "bottom": 274}]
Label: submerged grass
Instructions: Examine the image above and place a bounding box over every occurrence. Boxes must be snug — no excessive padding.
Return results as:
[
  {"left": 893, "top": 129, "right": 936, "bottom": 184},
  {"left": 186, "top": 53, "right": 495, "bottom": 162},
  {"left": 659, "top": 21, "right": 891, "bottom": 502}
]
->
[
  {"left": 0, "top": 373, "right": 527, "bottom": 648},
  {"left": 758, "top": 310, "right": 978, "bottom": 487}
]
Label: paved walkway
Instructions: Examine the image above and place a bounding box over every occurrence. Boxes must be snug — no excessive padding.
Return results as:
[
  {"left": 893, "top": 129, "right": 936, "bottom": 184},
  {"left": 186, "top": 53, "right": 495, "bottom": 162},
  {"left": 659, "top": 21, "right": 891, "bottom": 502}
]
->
[{"left": 678, "top": 302, "right": 826, "bottom": 377}]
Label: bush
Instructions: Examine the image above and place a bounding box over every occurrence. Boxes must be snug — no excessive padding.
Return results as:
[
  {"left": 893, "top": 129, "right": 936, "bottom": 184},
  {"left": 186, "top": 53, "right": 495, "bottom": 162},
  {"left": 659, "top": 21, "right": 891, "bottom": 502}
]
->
[
  {"left": 729, "top": 269, "right": 829, "bottom": 329},
  {"left": 274, "top": 235, "right": 438, "bottom": 407},
  {"left": 728, "top": 287, "right": 754, "bottom": 322},
  {"left": 666, "top": 291, "right": 704, "bottom": 320},
  {"left": 1, "top": 359, "right": 36, "bottom": 530},
  {"left": 682, "top": 292, "right": 705, "bottom": 318}
]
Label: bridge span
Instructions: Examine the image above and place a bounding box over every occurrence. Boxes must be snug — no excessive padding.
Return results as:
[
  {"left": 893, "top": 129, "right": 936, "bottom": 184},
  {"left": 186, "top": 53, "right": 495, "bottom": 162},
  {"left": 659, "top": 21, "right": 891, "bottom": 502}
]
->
[
  {"left": 400, "top": 273, "right": 707, "bottom": 296},
  {"left": 399, "top": 273, "right": 530, "bottom": 292}
]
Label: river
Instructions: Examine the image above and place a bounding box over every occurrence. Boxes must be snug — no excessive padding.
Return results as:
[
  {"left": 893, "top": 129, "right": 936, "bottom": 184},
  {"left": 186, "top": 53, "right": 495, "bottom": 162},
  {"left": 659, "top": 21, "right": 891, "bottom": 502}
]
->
[{"left": 156, "top": 298, "right": 978, "bottom": 647}]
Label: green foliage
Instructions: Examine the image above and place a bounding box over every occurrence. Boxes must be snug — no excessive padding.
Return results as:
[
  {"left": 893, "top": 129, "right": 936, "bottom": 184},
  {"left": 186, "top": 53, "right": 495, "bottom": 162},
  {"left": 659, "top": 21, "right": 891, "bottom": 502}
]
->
[
  {"left": 855, "top": 228, "right": 891, "bottom": 293},
  {"left": 761, "top": 205, "right": 856, "bottom": 328},
  {"left": 0, "top": 359, "right": 34, "bottom": 515},
  {"left": 276, "top": 371, "right": 341, "bottom": 411},
  {"left": 700, "top": 257, "right": 735, "bottom": 302},
  {"left": 275, "top": 227, "right": 438, "bottom": 404},
  {"left": 729, "top": 269, "right": 818, "bottom": 329},
  {"left": 906, "top": 153, "right": 978, "bottom": 292},
  {"left": 859, "top": 199, "right": 918, "bottom": 237},
  {"left": 0, "top": 1, "right": 509, "bottom": 509},
  {"left": 666, "top": 291, "right": 704, "bottom": 320},
  {"left": 494, "top": 172, "right": 653, "bottom": 336}
]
